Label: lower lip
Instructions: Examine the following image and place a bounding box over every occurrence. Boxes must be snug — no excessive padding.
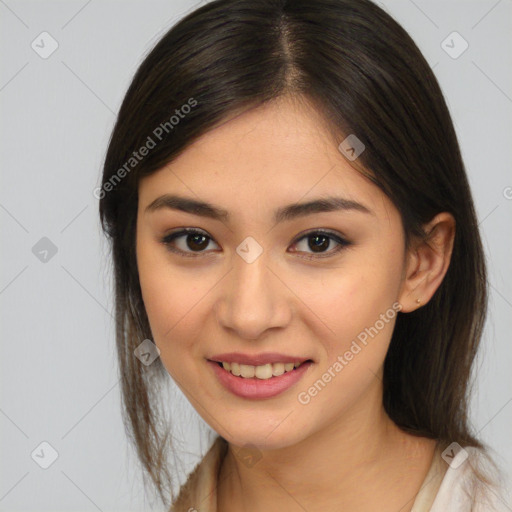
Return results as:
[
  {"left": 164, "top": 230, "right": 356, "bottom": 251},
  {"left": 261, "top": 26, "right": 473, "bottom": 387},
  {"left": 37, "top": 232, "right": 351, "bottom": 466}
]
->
[{"left": 207, "top": 360, "right": 313, "bottom": 399}]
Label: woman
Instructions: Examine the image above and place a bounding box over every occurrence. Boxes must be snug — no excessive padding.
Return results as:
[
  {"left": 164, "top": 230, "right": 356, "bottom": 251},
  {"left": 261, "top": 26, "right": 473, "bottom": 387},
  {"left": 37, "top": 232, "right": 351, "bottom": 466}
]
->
[{"left": 98, "top": 0, "right": 510, "bottom": 510}]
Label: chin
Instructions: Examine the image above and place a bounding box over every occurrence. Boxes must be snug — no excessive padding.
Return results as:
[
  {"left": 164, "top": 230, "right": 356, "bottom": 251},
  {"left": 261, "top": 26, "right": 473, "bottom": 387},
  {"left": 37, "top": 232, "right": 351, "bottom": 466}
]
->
[{"left": 215, "top": 417, "right": 311, "bottom": 452}]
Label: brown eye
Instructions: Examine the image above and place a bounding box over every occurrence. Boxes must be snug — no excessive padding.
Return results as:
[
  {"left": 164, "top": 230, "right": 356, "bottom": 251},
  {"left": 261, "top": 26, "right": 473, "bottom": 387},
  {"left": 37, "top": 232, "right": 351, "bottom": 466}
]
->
[
  {"left": 161, "top": 228, "right": 219, "bottom": 257},
  {"left": 307, "top": 234, "right": 331, "bottom": 252},
  {"left": 289, "top": 230, "right": 351, "bottom": 259},
  {"left": 184, "top": 233, "right": 209, "bottom": 251},
  {"left": 160, "top": 228, "right": 351, "bottom": 260}
]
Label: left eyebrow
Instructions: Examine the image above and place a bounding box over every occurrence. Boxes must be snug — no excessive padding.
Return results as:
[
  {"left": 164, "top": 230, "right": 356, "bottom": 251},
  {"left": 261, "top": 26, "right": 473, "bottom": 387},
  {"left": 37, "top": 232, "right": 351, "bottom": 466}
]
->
[
  {"left": 274, "top": 196, "right": 374, "bottom": 223},
  {"left": 144, "top": 194, "right": 374, "bottom": 223}
]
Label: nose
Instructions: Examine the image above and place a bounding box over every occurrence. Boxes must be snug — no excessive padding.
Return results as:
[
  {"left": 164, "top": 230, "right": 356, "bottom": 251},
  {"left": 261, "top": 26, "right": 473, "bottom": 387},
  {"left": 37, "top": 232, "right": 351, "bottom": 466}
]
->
[{"left": 214, "top": 249, "right": 292, "bottom": 340}]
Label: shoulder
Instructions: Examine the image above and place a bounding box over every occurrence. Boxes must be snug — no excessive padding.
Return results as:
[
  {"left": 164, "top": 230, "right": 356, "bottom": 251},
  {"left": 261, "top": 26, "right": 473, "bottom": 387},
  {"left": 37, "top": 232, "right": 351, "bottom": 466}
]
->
[
  {"left": 170, "top": 435, "right": 228, "bottom": 512},
  {"left": 430, "top": 444, "right": 511, "bottom": 512}
]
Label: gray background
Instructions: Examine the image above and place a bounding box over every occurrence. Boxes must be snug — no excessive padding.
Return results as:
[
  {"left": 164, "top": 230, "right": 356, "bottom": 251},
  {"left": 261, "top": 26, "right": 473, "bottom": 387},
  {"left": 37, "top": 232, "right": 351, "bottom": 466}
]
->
[{"left": 1, "top": 0, "right": 511, "bottom": 510}]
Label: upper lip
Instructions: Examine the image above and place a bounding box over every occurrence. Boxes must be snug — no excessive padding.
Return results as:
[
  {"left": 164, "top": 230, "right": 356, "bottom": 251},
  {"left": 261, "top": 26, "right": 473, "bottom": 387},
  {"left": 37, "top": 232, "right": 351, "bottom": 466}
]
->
[{"left": 208, "top": 352, "right": 312, "bottom": 366}]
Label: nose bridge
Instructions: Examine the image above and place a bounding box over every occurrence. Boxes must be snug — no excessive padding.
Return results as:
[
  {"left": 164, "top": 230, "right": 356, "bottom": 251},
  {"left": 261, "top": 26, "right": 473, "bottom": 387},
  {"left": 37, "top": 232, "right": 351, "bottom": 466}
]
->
[{"left": 215, "top": 244, "right": 289, "bottom": 339}]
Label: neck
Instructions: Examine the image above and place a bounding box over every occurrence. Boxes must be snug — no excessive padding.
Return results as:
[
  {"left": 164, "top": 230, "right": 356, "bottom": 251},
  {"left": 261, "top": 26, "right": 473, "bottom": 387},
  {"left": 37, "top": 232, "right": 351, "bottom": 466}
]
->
[{"left": 217, "top": 380, "right": 436, "bottom": 512}]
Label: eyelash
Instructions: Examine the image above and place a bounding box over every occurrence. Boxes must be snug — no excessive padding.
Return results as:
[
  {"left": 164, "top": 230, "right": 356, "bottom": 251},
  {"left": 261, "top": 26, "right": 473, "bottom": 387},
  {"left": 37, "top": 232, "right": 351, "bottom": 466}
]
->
[{"left": 160, "top": 228, "right": 351, "bottom": 260}]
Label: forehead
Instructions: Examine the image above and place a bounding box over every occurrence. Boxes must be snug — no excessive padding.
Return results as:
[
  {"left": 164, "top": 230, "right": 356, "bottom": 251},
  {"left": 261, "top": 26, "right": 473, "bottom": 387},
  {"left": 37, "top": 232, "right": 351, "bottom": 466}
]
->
[{"left": 138, "top": 96, "right": 395, "bottom": 223}]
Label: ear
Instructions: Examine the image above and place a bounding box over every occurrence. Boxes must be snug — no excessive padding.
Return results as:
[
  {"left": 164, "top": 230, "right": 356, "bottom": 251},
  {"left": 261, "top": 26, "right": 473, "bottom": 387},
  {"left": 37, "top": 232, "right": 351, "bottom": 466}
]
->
[{"left": 398, "top": 212, "right": 456, "bottom": 313}]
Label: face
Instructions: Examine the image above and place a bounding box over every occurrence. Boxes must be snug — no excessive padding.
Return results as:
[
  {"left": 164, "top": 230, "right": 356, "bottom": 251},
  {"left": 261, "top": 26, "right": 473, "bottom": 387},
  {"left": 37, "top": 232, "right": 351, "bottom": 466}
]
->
[{"left": 136, "top": 96, "right": 409, "bottom": 450}]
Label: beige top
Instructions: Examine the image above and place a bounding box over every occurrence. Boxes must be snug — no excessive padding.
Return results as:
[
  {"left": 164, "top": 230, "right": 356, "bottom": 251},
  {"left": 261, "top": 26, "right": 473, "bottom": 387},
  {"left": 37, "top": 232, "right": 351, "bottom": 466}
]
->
[{"left": 170, "top": 436, "right": 510, "bottom": 512}]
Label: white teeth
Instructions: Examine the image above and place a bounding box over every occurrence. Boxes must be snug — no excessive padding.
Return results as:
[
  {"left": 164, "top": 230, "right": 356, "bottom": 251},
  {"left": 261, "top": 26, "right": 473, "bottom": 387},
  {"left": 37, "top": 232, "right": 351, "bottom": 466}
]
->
[
  {"left": 231, "top": 362, "right": 241, "bottom": 376},
  {"left": 219, "top": 360, "right": 308, "bottom": 379},
  {"left": 240, "top": 364, "right": 255, "bottom": 378},
  {"left": 255, "top": 363, "right": 273, "bottom": 379},
  {"left": 272, "top": 363, "right": 285, "bottom": 376}
]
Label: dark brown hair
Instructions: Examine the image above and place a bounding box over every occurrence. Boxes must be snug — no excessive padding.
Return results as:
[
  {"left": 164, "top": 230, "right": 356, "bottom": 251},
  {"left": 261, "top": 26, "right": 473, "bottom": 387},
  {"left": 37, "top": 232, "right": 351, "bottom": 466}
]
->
[{"left": 99, "top": 0, "right": 490, "bottom": 506}]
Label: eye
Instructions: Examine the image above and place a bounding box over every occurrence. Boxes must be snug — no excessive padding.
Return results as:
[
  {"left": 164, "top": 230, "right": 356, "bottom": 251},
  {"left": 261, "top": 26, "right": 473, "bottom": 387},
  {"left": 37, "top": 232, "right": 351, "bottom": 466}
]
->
[
  {"left": 160, "top": 228, "right": 219, "bottom": 258},
  {"left": 160, "top": 228, "right": 351, "bottom": 259},
  {"left": 289, "top": 230, "right": 351, "bottom": 259}
]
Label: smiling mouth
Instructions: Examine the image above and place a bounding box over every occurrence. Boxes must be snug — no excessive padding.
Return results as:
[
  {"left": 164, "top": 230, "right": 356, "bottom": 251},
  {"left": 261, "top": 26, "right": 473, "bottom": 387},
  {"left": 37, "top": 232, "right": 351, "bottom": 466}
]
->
[{"left": 212, "top": 360, "right": 313, "bottom": 380}]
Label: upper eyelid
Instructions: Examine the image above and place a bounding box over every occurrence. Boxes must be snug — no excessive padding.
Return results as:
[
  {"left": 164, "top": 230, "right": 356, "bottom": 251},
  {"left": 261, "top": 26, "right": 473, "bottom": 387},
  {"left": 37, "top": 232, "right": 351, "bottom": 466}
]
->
[
  {"left": 162, "top": 228, "right": 349, "bottom": 251},
  {"left": 163, "top": 227, "right": 347, "bottom": 241}
]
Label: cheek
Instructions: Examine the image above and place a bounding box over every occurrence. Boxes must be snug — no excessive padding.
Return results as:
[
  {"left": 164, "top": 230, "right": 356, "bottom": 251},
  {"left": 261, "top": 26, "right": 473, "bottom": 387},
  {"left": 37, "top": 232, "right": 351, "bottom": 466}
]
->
[
  {"left": 295, "top": 267, "right": 400, "bottom": 417},
  {"left": 137, "top": 266, "right": 201, "bottom": 388},
  {"left": 136, "top": 240, "right": 192, "bottom": 350},
  {"left": 301, "top": 252, "right": 402, "bottom": 363},
  {"left": 139, "top": 270, "right": 199, "bottom": 347},
  {"left": 136, "top": 240, "right": 218, "bottom": 380}
]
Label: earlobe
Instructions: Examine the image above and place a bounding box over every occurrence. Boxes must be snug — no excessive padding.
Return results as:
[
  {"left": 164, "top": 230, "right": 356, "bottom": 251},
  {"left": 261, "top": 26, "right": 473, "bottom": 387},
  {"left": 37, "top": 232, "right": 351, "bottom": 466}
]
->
[{"left": 398, "top": 212, "right": 456, "bottom": 313}]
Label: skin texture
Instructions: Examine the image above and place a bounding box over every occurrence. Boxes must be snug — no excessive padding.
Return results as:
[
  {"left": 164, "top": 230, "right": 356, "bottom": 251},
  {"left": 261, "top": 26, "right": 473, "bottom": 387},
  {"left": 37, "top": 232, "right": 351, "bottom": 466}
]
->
[{"left": 136, "top": 95, "right": 455, "bottom": 511}]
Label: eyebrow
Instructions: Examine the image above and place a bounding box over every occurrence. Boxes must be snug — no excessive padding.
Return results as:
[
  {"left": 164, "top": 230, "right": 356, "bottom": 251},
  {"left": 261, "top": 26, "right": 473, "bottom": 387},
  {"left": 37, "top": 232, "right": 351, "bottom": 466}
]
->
[{"left": 145, "top": 194, "right": 373, "bottom": 223}]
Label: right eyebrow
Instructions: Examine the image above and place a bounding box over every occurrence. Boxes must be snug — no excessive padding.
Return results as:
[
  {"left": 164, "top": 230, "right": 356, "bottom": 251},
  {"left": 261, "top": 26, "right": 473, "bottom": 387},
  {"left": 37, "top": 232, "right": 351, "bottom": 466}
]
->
[{"left": 144, "top": 194, "right": 374, "bottom": 223}]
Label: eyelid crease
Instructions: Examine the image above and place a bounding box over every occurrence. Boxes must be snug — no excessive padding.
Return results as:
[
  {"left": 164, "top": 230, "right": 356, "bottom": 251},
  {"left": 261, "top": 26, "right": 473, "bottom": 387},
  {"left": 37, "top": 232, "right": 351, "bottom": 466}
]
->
[{"left": 159, "top": 227, "right": 352, "bottom": 259}]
